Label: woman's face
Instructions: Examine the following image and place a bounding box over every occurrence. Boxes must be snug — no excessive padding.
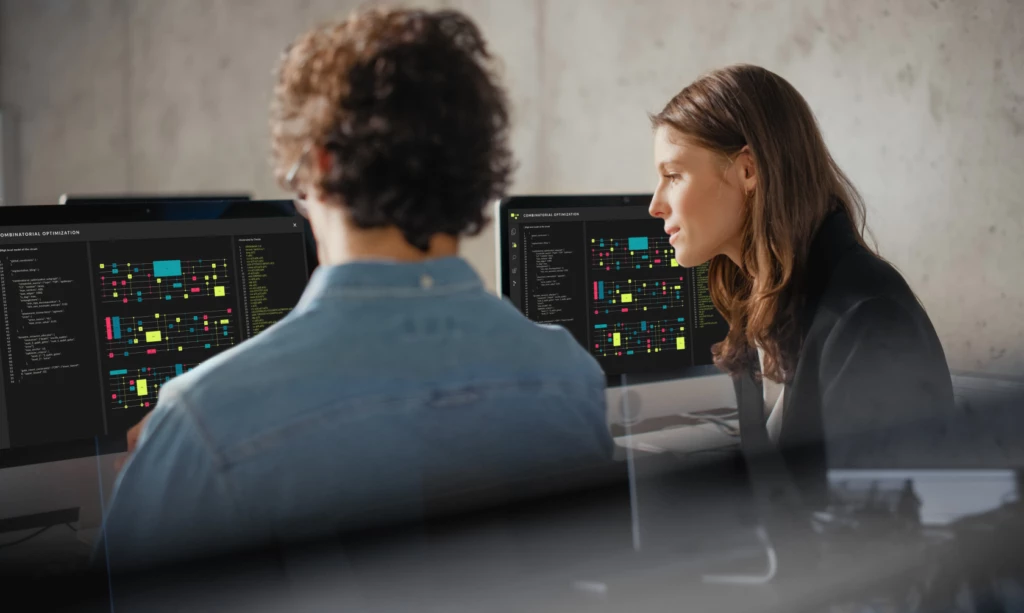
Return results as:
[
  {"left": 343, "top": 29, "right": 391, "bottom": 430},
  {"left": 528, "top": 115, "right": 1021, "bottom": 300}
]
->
[{"left": 649, "top": 126, "right": 753, "bottom": 268}]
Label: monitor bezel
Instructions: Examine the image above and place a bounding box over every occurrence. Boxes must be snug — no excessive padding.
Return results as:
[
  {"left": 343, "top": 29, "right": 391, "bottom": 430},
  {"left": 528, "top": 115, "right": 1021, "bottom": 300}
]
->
[
  {"left": 496, "top": 194, "right": 724, "bottom": 388},
  {"left": 59, "top": 193, "right": 251, "bottom": 205},
  {"left": 56, "top": 197, "right": 317, "bottom": 277}
]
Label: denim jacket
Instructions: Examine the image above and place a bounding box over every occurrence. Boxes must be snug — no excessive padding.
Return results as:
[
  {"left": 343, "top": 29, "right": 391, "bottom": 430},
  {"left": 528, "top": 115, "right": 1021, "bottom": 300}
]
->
[{"left": 99, "top": 257, "right": 611, "bottom": 569}]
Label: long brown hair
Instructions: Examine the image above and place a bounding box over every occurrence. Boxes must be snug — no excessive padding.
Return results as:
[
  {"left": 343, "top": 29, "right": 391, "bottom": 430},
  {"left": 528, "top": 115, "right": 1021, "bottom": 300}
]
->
[{"left": 651, "top": 64, "right": 870, "bottom": 383}]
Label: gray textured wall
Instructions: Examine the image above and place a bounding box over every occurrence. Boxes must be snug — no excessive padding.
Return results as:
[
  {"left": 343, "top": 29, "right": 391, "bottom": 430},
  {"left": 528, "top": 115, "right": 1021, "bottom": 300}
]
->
[{"left": 1, "top": 0, "right": 1022, "bottom": 376}]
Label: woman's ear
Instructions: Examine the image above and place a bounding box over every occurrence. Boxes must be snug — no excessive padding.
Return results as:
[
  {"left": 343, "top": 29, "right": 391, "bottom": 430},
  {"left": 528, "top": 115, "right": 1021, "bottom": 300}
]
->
[{"left": 737, "top": 145, "right": 757, "bottom": 194}]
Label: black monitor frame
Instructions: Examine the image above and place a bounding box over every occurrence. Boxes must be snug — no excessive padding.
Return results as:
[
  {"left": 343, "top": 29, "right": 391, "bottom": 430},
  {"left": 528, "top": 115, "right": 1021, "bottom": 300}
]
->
[
  {"left": 59, "top": 194, "right": 251, "bottom": 205},
  {"left": 60, "top": 195, "right": 318, "bottom": 274}
]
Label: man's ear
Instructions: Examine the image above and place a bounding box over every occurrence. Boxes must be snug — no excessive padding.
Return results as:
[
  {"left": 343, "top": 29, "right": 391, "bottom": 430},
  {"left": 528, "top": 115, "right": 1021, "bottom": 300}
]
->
[{"left": 314, "top": 145, "right": 333, "bottom": 176}]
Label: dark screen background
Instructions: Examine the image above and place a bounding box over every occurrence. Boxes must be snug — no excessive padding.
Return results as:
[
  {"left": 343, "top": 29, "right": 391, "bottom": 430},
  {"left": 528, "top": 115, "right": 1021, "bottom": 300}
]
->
[
  {"left": 507, "top": 207, "right": 728, "bottom": 378},
  {"left": 0, "top": 218, "right": 309, "bottom": 468}
]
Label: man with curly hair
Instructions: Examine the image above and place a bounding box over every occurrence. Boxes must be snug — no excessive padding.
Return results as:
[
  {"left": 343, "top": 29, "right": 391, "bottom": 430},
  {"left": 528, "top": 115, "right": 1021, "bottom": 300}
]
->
[{"left": 99, "top": 7, "right": 611, "bottom": 570}]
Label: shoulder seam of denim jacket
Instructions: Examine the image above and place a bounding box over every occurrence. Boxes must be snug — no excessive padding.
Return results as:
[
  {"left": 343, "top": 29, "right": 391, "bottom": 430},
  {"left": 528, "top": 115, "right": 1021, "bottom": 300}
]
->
[
  {"left": 218, "top": 377, "right": 605, "bottom": 465},
  {"left": 171, "top": 388, "right": 233, "bottom": 472},
  {"left": 162, "top": 388, "right": 248, "bottom": 513}
]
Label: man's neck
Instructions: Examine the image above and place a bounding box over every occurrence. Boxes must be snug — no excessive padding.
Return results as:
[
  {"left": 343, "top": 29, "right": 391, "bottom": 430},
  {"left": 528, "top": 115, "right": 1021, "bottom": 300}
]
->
[
  {"left": 306, "top": 199, "right": 460, "bottom": 266},
  {"left": 314, "top": 223, "right": 459, "bottom": 266}
]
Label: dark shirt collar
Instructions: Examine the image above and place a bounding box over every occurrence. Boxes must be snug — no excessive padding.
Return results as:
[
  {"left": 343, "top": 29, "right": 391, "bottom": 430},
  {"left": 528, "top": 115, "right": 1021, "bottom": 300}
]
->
[
  {"left": 799, "top": 208, "right": 864, "bottom": 330},
  {"left": 807, "top": 209, "right": 861, "bottom": 279}
]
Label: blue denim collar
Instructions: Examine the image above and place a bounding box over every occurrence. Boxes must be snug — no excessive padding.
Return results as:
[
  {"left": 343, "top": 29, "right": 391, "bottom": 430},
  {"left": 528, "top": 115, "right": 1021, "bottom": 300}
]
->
[{"left": 295, "top": 256, "right": 484, "bottom": 309}]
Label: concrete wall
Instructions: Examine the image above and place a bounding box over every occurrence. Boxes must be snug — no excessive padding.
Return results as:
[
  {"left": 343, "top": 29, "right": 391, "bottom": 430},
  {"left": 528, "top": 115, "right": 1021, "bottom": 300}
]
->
[{"left": 1, "top": 0, "right": 1022, "bottom": 376}]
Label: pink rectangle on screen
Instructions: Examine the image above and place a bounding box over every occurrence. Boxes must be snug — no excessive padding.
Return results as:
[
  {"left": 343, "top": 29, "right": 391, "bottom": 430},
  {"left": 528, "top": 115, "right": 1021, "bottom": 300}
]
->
[
  {"left": 654, "top": 259, "right": 661, "bottom": 264},
  {"left": 621, "top": 308, "right": 629, "bottom": 313},
  {"left": 593, "top": 282, "right": 598, "bottom": 300},
  {"left": 146, "top": 349, "right": 156, "bottom": 355},
  {"left": 191, "top": 287, "right": 200, "bottom": 293},
  {"left": 105, "top": 317, "right": 112, "bottom": 340}
]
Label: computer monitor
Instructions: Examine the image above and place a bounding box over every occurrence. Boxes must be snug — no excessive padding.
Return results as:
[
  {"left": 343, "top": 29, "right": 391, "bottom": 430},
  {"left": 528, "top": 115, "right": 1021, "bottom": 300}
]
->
[
  {"left": 0, "top": 199, "right": 313, "bottom": 469},
  {"left": 60, "top": 194, "right": 319, "bottom": 271},
  {"left": 497, "top": 194, "right": 729, "bottom": 384}
]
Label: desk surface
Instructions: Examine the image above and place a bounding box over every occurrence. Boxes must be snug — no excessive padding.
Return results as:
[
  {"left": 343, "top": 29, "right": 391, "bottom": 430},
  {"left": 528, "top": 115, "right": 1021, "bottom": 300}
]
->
[
  {"left": 5, "top": 403, "right": 1021, "bottom": 613},
  {"left": 613, "top": 408, "right": 740, "bottom": 459},
  {"left": 10, "top": 454, "right": 1015, "bottom": 613}
]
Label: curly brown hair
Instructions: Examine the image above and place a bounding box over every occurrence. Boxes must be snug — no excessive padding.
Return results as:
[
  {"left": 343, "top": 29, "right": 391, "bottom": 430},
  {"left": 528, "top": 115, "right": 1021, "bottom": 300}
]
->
[
  {"left": 270, "top": 6, "right": 514, "bottom": 250},
  {"left": 651, "top": 65, "right": 871, "bottom": 383}
]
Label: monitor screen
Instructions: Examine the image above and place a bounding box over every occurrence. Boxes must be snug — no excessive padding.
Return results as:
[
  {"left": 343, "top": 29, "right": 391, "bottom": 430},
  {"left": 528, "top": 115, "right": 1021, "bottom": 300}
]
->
[
  {"left": 0, "top": 201, "right": 310, "bottom": 467},
  {"left": 61, "top": 194, "right": 318, "bottom": 274},
  {"left": 499, "top": 195, "right": 728, "bottom": 379}
]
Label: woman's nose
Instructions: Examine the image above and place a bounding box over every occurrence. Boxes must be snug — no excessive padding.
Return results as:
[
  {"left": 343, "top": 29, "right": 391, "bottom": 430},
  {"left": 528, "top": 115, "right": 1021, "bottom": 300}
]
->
[{"left": 649, "top": 191, "right": 668, "bottom": 219}]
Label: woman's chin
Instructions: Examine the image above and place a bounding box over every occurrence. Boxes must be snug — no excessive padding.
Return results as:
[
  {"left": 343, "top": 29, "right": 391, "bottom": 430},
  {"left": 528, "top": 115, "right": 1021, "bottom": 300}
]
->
[{"left": 674, "top": 249, "right": 700, "bottom": 268}]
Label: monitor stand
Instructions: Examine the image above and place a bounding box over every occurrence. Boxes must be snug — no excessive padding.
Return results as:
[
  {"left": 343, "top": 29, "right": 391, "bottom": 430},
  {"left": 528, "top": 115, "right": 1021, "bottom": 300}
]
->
[{"left": 0, "top": 507, "right": 80, "bottom": 535}]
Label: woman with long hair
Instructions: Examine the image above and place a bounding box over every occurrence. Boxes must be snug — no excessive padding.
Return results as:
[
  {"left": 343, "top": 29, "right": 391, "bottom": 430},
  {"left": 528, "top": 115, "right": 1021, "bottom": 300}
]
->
[{"left": 648, "top": 64, "right": 958, "bottom": 504}]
